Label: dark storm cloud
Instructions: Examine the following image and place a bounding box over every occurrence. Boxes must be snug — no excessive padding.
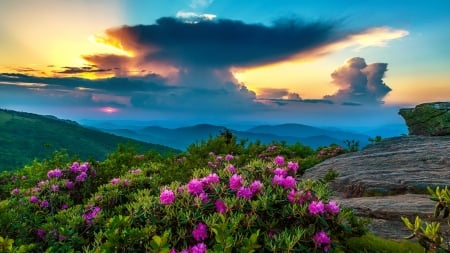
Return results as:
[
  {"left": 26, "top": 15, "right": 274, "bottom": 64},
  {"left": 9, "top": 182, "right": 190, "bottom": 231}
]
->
[
  {"left": 54, "top": 65, "right": 112, "bottom": 74},
  {"left": 324, "top": 57, "right": 392, "bottom": 104},
  {"left": 89, "top": 16, "right": 345, "bottom": 68}
]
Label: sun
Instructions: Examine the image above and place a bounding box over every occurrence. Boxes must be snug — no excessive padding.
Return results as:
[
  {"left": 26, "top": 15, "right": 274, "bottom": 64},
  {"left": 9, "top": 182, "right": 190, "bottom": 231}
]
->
[{"left": 100, "top": 106, "right": 118, "bottom": 114}]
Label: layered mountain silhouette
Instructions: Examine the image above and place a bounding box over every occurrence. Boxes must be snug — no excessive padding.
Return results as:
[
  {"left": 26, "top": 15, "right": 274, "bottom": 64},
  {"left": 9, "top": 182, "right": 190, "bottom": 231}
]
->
[{"left": 93, "top": 123, "right": 372, "bottom": 150}]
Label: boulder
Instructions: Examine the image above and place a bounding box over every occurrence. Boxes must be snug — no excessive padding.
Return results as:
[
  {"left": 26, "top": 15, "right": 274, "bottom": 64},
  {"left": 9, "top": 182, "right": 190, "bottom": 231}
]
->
[
  {"left": 399, "top": 102, "right": 450, "bottom": 136},
  {"left": 302, "top": 136, "right": 450, "bottom": 239}
]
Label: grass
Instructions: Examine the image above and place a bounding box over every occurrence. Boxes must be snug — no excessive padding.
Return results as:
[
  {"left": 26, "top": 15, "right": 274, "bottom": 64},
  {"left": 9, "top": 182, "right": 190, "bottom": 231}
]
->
[{"left": 346, "top": 234, "right": 424, "bottom": 253}]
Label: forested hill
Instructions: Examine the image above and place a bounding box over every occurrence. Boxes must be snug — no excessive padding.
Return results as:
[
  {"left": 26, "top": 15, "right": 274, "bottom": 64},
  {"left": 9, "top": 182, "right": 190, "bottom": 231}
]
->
[{"left": 0, "top": 109, "right": 179, "bottom": 171}]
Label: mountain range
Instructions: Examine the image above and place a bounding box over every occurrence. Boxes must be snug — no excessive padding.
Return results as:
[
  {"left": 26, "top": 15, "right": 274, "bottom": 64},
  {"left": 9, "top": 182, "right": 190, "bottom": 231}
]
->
[
  {"left": 0, "top": 109, "right": 179, "bottom": 171},
  {"left": 88, "top": 122, "right": 380, "bottom": 151}
]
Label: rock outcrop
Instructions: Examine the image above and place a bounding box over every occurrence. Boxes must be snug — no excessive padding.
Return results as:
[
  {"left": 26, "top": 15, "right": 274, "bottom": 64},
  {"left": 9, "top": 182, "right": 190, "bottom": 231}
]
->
[
  {"left": 399, "top": 102, "right": 450, "bottom": 136},
  {"left": 303, "top": 136, "right": 450, "bottom": 239}
]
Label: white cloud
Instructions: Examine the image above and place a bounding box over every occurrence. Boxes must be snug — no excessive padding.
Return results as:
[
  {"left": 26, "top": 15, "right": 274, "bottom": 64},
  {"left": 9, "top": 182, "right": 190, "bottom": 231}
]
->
[{"left": 175, "top": 11, "right": 216, "bottom": 23}]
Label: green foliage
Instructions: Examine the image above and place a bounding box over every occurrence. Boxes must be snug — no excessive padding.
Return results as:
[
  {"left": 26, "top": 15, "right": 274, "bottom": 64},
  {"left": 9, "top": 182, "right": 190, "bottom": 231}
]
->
[
  {"left": 322, "top": 169, "right": 340, "bottom": 183},
  {"left": 345, "top": 234, "right": 423, "bottom": 253},
  {"left": 2, "top": 132, "right": 411, "bottom": 252},
  {"left": 368, "top": 136, "right": 383, "bottom": 144},
  {"left": 402, "top": 186, "right": 450, "bottom": 252},
  {"left": 343, "top": 139, "right": 360, "bottom": 152},
  {"left": 0, "top": 109, "right": 179, "bottom": 171}
]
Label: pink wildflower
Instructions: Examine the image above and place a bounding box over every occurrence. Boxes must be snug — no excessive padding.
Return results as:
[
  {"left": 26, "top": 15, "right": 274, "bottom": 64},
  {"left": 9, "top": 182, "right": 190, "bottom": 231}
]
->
[
  {"left": 198, "top": 192, "right": 209, "bottom": 204},
  {"left": 274, "top": 155, "right": 285, "bottom": 166},
  {"left": 11, "top": 188, "right": 19, "bottom": 196},
  {"left": 202, "top": 173, "right": 219, "bottom": 186},
  {"left": 130, "top": 168, "right": 142, "bottom": 174},
  {"left": 313, "top": 231, "right": 331, "bottom": 252},
  {"left": 122, "top": 179, "right": 131, "bottom": 186},
  {"left": 227, "top": 164, "right": 236, "bottom": 174},
  {"left": 325, "top": 201, "right": 340, "bottom": 215},
  {"left": 110, "top": 178, "right": 120, "bottom": 185},
  {"left": 47, "top": 169, "right": 63, "bottom": 179},
  {"left": 287, "top": 161, "right": 299, "bottom": 173},
  {"left": 308, "top": 200, "right": 325, "bottom": 215},
  {"left": 79, "top": 162, "right": 89, "bottom": 172},
  {"left": 237, "top": 186, "right": 253, "bottom": 200},
  {"left": 225, "top": 154, "right": 234, "bottom": 161},
  {"left": 215, "top": 156, "right": 222, "bottom": 163},
  {"left": 159, "top": 188, "right": 175, "bottom": 205},
  {"left": 83, "top": 206, "right": 101, "bottom": 224},
  {"left": 75, "top": 172, "right": 87, "bottom": 182},
  {"left": 192, "top": 222, "right": 208, "bottom": 241},
  {"left": 288, "top": 189, "right": 301, "bottom": 204},
  {"left": 282, "top": 176, "right": 296, "bottom": 189},
  {"left": 38, "top": 180, "right": 48, "bottom": 187},
  {"left": 51, "top": 184, "right": 59, "bottom": 192},
  {"left": 274, "top": 168, "right": 287, "bottom": 176},
  {"left": 37, "top": 229, "right": 46, "bottom": 240},
  {"left": 191, "top": 243, "right": 207, "bottom": 253},
  {"left": 187, "top": 178, "right": 203, "bottom": 195},
  {"left": 40, "top": 200, "right": 49, "bottom": 208},
  {"left": 271, "top": 175, "right": 284, "bottom": 186},
  {"left": 30, "top": 195, "right": 39, "bottom": 203},
  {"left": 65, "top": 181, "right": 74, "bottom": 189},
  {"left": 61, "top": 204, "right": 69, "bottom": 210},
  {"left": 215, "top": 199, "right": 227, "bottom": 214},
  {"left": 229, "top": 174, "right": 243, "bottom": 190},
  {"left": 250, "top": 180, "right": 263, "bottom": 194}
]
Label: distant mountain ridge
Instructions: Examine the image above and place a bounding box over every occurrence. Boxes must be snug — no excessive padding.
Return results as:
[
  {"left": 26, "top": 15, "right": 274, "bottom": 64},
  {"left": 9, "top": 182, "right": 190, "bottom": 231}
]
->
[
  {"left": 0, "top": 109, "right": 179, "bottom": 171},
  {"left": 93, "top": 122, "right": 372, "bottom": 151}
]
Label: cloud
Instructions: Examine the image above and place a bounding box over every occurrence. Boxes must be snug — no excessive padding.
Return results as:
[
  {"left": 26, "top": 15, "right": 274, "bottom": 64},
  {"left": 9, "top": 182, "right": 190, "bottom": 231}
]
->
[
  {"left": 256, "top": 88, "right": 302, "bottom": 100},
  {"left": 176, "top": 11, "right": 216, "bottom": 23},
  {"left": 83, "top": 16, "right": 347, "bottom": 86},
  {"left": 54, "top": 65, "right": 112, "bottom": 74},
  {"left": 324, "top": 57, "right": 391, "bottom": 104}
]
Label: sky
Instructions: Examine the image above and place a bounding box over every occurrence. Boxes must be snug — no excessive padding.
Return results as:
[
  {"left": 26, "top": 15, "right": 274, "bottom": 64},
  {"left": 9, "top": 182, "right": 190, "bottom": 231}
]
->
[{"left": 0, "top": 0, "right": 449, "bottom": 129}]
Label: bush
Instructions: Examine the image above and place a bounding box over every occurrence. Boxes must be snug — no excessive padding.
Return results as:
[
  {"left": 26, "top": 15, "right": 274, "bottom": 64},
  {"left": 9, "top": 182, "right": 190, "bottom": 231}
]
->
[{"left": 0, "top": 149, "right": 367, "bottom": 252}]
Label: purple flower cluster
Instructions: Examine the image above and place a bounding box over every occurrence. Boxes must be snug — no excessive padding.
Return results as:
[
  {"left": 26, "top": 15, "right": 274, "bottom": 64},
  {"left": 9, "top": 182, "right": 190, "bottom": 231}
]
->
[
  {"left": 313, "top": 231, "right": 332, "bottom": 252},
  {"left": 192, "top": 222, "right": 208, "bottom": 241},
  {"left": 287, "top": 189, "right": 312, "bottom": 204},
  {"left": 272, "top": 175, "right": 297, "bottom": 189},
  {"left": 160, "top": 188, "right": 175, "bottom": 205},
  {"left": 237, "top": 186, "right": 253, "bottom": 200},
  {"left": 11, "top": 188, "right": 19, "bottom": 196},
  {"left": 225, "top": 154, "right": 234, "bottom": 161},
  {"left": 274, "top": 155, "right": 285, "bottom": 166},
  {"left": 308, "top": 200, "right": 340, "bottom": 216},
  {"left": 70, "top": 162, "right": 89, "bottom": 173},
  {"left": 308, "top": 201, "right": 325, "bottom": 215},
  {"left": 187, "top": 179, "right": 204, "bottom": 195},
  {"left": 215, "top": 199, "right": 227, "bottom": 214},
  {"left": 83, "top": 206, "right": 101, "bottom": 224},
  {"left": 229, "top": 174, "right": 243, "bottom": 190},
  {"left": 47, "top": 169, "right": 63, "bottom": 179},
  {"left": 129, "top": 168, "right": 142, "bottom": 174},
  {"left": 110, "top": 178, "right": 120, "bottom": 185}
]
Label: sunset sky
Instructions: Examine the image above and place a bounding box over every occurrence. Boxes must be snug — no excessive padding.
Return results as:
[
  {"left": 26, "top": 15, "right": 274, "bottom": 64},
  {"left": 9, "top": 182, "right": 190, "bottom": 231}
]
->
[{"left": 1, "top": 0, "right": 449, "bottom": 128}]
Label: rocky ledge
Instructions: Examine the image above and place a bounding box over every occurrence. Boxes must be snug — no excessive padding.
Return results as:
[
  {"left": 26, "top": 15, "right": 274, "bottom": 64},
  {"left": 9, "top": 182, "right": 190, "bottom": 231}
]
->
[
  {"left": 399, "top": 101, "right": 450, "bottom": 136},
  {"left": 303, "top": 136, "right": 450, "bottom": 239}
]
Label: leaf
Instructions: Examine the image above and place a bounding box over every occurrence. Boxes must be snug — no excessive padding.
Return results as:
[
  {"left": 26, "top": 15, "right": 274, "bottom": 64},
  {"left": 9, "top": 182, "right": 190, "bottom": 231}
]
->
[
  {"left": 152, "top": 235, "right": 162, "bottom": 246},
  {"left": 401, "top": 216, "right": 413, "bottom": 230}
]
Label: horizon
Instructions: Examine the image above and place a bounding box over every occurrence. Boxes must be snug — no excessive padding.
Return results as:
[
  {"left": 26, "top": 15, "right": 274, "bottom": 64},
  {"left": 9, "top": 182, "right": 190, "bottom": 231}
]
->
[{"left": 1, "top": 1, "right": 449, "bottom": 128}]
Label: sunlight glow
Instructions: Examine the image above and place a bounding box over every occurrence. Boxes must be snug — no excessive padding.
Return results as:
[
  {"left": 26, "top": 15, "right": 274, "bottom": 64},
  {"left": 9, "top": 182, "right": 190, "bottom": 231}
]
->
[{"left": 100, "top": 106, "right": 119, "bottom": 114}]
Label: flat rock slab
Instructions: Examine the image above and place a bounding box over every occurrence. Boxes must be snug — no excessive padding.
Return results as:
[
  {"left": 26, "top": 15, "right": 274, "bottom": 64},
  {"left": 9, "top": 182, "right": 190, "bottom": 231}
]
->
[
  {"left": 303, "top": 136, "right": 450, "bottom": 198},
  {"left": 336, "top": 194, "right": 449, "bottom": 239},
  {"left": 302, "top": 136, "right": 450, "bottom": 239}
]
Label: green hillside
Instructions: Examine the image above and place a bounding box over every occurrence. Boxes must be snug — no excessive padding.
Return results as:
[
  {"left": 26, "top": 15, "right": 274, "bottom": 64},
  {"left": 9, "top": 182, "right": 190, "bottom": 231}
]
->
[{"left": 0, "top": 109, "right": 179, "bottom": 171}]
